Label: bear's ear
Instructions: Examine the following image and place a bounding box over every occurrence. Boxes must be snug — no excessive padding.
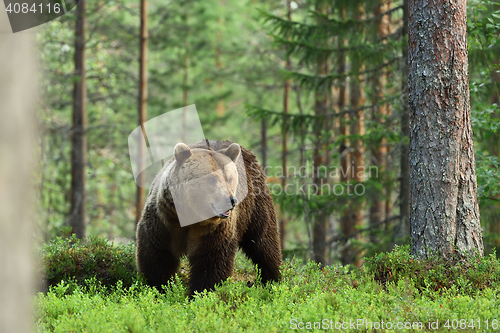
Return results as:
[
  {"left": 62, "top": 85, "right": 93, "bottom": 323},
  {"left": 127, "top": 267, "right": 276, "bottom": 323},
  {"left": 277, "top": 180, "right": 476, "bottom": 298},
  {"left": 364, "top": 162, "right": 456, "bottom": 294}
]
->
[
  {"left": 174, "top": 143, "right": 192, "bottom": 165},
  {"left": 223, "top": 143, "right": 241, "bottom": 162}
]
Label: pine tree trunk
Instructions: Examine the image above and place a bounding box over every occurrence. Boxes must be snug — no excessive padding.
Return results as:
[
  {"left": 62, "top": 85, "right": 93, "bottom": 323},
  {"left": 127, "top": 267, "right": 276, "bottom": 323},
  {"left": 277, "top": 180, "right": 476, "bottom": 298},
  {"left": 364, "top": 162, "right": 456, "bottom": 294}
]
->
[
  {"left": 342, "top": 5, "right": 366, "bottom": 267},
  {"left": 347, "top": 79, "right": 365, "bottom": 267},
  {"left": 0, "top": 20, "right": 37, "bottom": 333},
  {"left": 312, "top": 78, "right": 329, "bottom": 265},
  {"left": 182, "top": 8, "right": 189, "bottom": 142},
  {"left": 70, "top": 0, "right": 87, "bottom": 238},
  {"left": 369, "top": 1, "right": 392, "bottom": 242},
  {"left": 337, "top": 6, "right": 354, "bottom": 265},
  {"left": 399, "top": 0, "right": 410, "bottom": 239},
  {"left": 136, "top": 0, "right": 148, "bottom": 224},
  {"left": 216, "top": 5, "right": 225, "bottom": 117},
  {"left": 408, "top": 0, "right": 483, "bottom": 258},
  {"left": 280, "top": 0, "right": 292, "bottom": 252},
  {"left": 261, "top": 119, "right": 267, "bottom": 169},
  {"left": 312, "top": 4, "right": 330, "bottom": 266}
]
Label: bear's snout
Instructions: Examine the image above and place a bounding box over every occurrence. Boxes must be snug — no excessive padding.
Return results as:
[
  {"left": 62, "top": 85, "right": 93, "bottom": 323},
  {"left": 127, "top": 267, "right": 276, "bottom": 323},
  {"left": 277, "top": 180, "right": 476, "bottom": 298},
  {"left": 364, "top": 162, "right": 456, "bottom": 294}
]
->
[{"left": 230, "top": 196, "right": 238, "bottom": 208}]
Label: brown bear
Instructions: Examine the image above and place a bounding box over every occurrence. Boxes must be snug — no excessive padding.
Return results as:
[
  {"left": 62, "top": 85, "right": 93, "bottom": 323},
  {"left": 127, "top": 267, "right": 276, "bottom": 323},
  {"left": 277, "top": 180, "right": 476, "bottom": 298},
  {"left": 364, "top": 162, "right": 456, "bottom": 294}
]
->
[{"left": 135, "top": 140, "right": 282, "bottom": 295}]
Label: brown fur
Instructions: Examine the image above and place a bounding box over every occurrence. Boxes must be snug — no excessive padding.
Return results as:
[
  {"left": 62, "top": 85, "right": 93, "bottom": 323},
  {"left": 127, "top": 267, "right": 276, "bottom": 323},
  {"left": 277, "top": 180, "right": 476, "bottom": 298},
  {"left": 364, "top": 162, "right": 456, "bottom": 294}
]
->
[{"left": 135, "top": 140, "right": 282, "bottom": 295}]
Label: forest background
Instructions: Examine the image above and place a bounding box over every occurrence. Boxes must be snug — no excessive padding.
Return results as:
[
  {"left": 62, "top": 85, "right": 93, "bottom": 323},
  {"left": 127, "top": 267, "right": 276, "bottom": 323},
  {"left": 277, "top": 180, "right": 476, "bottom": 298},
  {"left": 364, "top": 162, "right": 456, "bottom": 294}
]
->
[{"left": 37, "top": 0, "right": 500, "bottom": 267}]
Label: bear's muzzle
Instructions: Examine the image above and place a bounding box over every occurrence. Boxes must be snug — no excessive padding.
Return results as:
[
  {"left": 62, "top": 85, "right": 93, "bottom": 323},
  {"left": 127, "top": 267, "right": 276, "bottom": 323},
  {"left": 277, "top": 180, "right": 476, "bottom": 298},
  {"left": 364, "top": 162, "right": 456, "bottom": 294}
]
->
[{"left": 211, "top": 196, "right": 238, "bottom": 219}]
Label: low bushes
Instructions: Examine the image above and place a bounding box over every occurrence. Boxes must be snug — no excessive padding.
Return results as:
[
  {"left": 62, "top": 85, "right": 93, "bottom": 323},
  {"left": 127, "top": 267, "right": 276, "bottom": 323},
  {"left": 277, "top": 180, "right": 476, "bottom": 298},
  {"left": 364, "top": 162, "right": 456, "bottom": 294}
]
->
[
  {"left": 40, "top": 236, "right": 500, "bottom": 297},
  {"left": 364, "top": 245, "right": 500, "bottom": 296},
  {"left": 40, "top": 234, "right": 139, "bottom": 290}
]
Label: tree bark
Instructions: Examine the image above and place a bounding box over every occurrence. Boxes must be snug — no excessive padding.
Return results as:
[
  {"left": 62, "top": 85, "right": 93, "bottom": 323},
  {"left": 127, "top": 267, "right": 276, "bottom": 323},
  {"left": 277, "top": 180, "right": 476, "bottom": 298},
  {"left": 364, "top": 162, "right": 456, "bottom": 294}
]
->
[
  {"left": 312, "top": 4, "right": 330, "bottom": 266},
  {"left": 342, "top": 5, "right": 366, "bottom": 267},
  {"left": 399, "top": 0, "right": 410, "bottom": 239},
  {"left": 338, "top": 57, "right": 351, "bottom": 195},
  {"left": 346, "top": 80, "right": 365, "bottom": 267},
  {"left": 337, "top": 5, "right": 354, "bottom": 265},
  {"left": 280, "top": 0, "right": 292, "bottom": 251},
  {"left": 261, "top": 119, "right": 267, "bottom": 169},
  {"left": 312, "top": 75, "right": 329, "bottom": 265},
  {"left": 0, "top": 17, "right": 37, "bottom": 333},
  {"left": 408, "top": 0, "right": 483, "bottom": 258},
  {"left": 370, "top": 0, "right": 392, "bottom": 242},
  {"left": 136, "top": 0, "right": 148, "bottom": 224},
  {"left": 182, "top": 7, "right": 189, "bottom": 142},
  {"left": 70, "top": 0, "right": 87, "bottom": 238}
]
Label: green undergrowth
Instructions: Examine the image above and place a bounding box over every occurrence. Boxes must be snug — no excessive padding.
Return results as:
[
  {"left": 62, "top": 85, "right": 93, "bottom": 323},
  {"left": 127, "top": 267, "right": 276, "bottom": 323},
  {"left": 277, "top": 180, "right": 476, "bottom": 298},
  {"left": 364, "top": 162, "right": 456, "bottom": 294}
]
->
[
  {"left": 365, "top": 245, "right": 500, "bottom": 296},
  {"left": 40, "top": 234, "right": 139, "bottom": 290},
  {"left": 36, "top": 240, "right": 500, "bottom": 332}
]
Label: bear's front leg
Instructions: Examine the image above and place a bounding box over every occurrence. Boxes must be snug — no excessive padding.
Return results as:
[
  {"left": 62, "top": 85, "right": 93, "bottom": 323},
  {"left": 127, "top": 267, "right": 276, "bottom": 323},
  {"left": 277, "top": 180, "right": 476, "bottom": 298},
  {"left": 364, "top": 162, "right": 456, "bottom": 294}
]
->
[
  {"left": 187, "top": 225, "right": 238, "bottom": 296},
  {"left": 136, "top": 210, "right": 180, "bottom": 291}
]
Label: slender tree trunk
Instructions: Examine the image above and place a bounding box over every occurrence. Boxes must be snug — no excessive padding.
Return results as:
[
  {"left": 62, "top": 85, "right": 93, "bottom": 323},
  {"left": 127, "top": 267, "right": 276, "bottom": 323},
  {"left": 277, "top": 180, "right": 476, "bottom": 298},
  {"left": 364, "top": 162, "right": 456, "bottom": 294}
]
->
[
  {"left": 408, "top": 0, "right": 483, "bottom": 258},
  {"left": 294, "top": 84, "right": 312, "bottom": 256},
  {"left": 182, "top": 9, "right": 189, "bottom": 142},
  {"left": 337, "top": 5, "right": 354, "bottom": 264},
  {"left": 280, "top": 0, "right": 292, "bottom": 251},
  {"left": 70, "top": 0, "right": 87, "bottom": 238},
  {"left": 312, "top": 96, "right": 328, "bottom": 265},
  {"left": 399, "top": 0, "right": 410, "bottom": 239},
  {"left": 0, "top": 21, "right": 37, "bottom": 333},
  {"left": 216, "top": 6, "right": 225, "bottom": 117},
  {"left": 342, "top": 5, "right": 366, "bottom": 267},
  {"left": 136, "top": 0, "right": 148, "bottom": 224},
  {"left": 383, "top": 3, "right": 394, "bottom": 224},
  {"left": 347, "top": 83, "right": 365, "bottom": 267},
  {"left": 369, "top": 0, "right": 392, "bottom": 242},
  {"left": 312, "top": 5, "right": 330, "bottom": 266},
  {"left": 261, "top": 119, "right": 267, "bottom": 169}
]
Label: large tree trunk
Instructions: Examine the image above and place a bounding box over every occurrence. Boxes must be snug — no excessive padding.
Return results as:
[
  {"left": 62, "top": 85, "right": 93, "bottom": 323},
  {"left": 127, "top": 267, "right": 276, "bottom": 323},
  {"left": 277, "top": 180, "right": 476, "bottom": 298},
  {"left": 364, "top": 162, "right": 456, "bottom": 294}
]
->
[
  {"left": 408, "top": 0, "right": 483, "bottom": 258},
  {"left": 70, "top": 0, "right": 87, "bottom": 238},
  {"left": 136, "top": 0, "right": 148, "bottom": 224},
  {"left": 0, "top": 19, "right": 37, "bottom": 333}
]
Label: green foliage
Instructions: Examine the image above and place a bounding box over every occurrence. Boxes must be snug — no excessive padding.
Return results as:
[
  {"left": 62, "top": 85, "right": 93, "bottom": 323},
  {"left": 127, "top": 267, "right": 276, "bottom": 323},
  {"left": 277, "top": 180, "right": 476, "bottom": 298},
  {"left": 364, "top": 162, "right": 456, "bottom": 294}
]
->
[
  {"left": 37, "top": 0, "right": 285, "bottom": 240},
  {"left": 249, "top": 0, "right": 408, "bottom": 261},
  {"left": 476, "top": 151, "right": 500, "bottom": 203},
  {"left": 40, "top": 234, "right": 139, "bottom": 289},
  {"left": 467, "top": 0, "right": 500, "bottom": 256},
  {"left": 35, "top": 0, "right": 500, "bottom": 263},
  {"left": 365, "top": 245, "right": 500, "bottom": 296},
  {"left": 36, "top": 247, "right": 500, "bottom": 332}
]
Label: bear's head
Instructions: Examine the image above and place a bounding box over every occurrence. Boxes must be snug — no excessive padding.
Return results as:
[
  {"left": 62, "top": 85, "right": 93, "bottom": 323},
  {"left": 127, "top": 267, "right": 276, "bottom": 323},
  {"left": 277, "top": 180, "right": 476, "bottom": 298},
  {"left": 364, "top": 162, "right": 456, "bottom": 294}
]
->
[{"left": 168, "top": 142, "right": 241, "bottom": 225}]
